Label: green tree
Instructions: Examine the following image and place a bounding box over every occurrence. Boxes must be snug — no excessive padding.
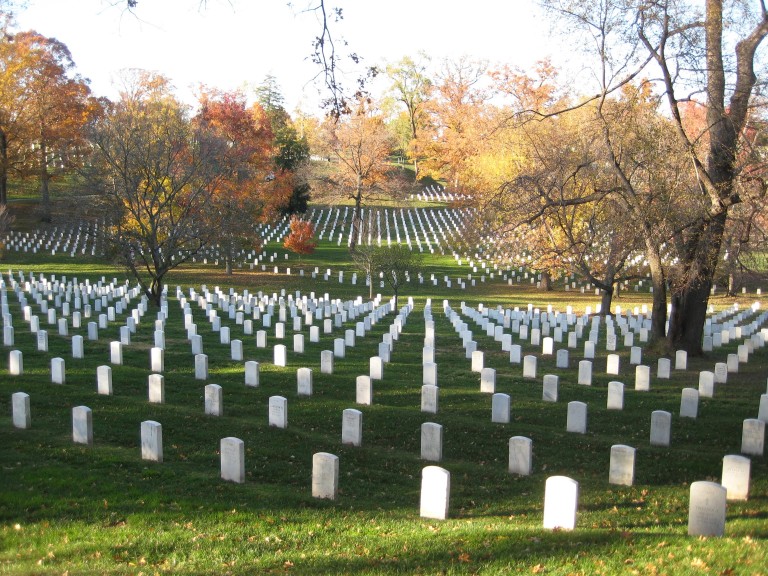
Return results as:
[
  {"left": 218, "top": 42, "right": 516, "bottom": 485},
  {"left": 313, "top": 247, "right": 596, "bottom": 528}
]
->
[
  {"left": 385, "top": 55, "right": 432, "bottom": 177},
  {"left": 255, "top": 75, "right": 311, "bottom": 214}
]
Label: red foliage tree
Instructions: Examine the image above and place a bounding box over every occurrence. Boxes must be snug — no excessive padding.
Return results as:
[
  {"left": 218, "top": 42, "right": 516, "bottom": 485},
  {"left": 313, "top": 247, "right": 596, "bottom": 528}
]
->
[
  {"left": 195, "top": 88, "right": 278, "bottom": 274},
  {"left": 283, "top": 216, "right": 317, "bottom": 257}
]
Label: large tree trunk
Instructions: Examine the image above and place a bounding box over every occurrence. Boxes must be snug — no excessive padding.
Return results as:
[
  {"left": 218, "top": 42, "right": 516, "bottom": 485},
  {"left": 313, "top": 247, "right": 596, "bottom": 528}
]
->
[
  {"left": 0, "top": 129, "right": 7, "bottom": 206},
  {"left": 645, "top": 240, "right": 668, "bottom": 344},
  {"left": 538, "top": 270, "right": 552, "bottom": 291},
  {"left": 225, "top": 239, "right": 233, "bottom": 276},
  {"left": 600, "top": 287, "right": 614, "bottom": 317},
  {"left": 665, "top": 0, "right": 767, "bottom": 353},
  {"left": 149, "top": 276, "right": 163, "bottom": 307},
  {"left": 667, "top": 212, "right": 726, "bottom": 354},
  {"left": 668, "top": 282, "right": 710, "bottom": 354},
  {"left": 349, "top": 181, "right": 363, "bottom": 251},
  {"left": 39, "top": 140, "right": 52, "bottom": 223}
]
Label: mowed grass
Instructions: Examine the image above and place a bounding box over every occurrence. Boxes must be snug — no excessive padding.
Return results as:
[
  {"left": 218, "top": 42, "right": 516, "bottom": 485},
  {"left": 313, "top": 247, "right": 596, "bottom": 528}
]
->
[{"left": 1, "top": 230, "right": 767, "bottom": 574}]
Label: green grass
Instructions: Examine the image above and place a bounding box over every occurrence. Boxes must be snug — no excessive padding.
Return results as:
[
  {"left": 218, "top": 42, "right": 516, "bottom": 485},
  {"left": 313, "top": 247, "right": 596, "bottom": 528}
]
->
[{"left": 1, "top": 209, "right": 768, "bottom": 574}]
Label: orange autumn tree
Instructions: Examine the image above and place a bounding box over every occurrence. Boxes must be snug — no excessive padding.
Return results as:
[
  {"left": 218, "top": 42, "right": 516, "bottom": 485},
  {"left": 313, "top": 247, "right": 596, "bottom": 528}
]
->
[
  {"left": 88, "top": 71, "right": 221, "bottom": 305},
  {"left": 0, "top": 30, "right": 97, "bottom": 215},
  {"left": 313, "top": 98, "right": 399, "bottom": 251},
  {"left": 416, "top": 57, "right": 491, "bottom": 193},
  {"left": 283, "top": 215, "right": 317, "bottom": 258},
  {"left": 196, "top": 89, "right": 286, "bottom": 274}
]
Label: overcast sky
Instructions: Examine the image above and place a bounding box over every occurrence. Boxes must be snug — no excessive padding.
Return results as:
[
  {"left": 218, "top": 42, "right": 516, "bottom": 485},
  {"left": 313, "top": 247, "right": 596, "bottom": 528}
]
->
[{"left": 15, "top": 0, "right": 557, "bottom": 113}]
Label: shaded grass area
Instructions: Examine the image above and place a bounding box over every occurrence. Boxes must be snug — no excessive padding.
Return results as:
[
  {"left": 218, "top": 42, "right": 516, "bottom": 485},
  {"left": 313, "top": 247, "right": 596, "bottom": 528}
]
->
[{"left": 0, "top": 271, "right": 767, "bottom": 574}]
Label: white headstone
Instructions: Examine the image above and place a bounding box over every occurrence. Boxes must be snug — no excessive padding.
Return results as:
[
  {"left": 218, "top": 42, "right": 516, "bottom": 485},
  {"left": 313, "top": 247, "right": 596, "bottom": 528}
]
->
[
  {"left": 71, "top": 405, "right": 93, "bottom": 446},
  {"left": 606, "top": 353, "right": 620, "bottom": 375},
  {"left": 297, "top": 367, "right": 313, "bottom": 396},
  {"left": 714, "top": 362, "right": 728, "bottom": 384},
  {"left": 195, "top": 354, "right": 208, "bottom": 380},
  {"left": 274, "top": 344, "right": 287, "bottom": 367},
  {"left": 110, "top": 341, "right": 122, "bottom": 365},
  {"left": 205, "top": 383, "right": 223, "bottom": 415},
  {"left": 607, "top": 381, "right": 624, "bottom": 410},
  {"left": 9, "top": 349, "right": 23, "bottom": 375},
  {"left": 420, "top": 466, "right": 450, "bottom": 520},
  {"left": 341, "top": 408, "right": 363, "bottom": 447},
  {"left": 471, "top": 350, "right": 484, "bottom": 372},
  {"left": 245, "top": 361, "right": 259, "bottom": 387},
  {"left": 635, "top": 365, "right": 650, "bottom": 391},
  {"left": 333, "top": 337, "right": 346, "bottom": 359},
  {"left": 312, "top": 452, "right": 339, "bottom": 500},
  {"left": 421, "top": 385, "right": 439, "bottom": 414},
  {"left": 141, "top": 420, "right": 163, "bottom": 462},
  {"left": 51, "top": 357, "right": 65, "bottom": 384},
  {"left": 71, "top": 335, "right": 84, "bottom": 359},
  {"left": 148, "top": 373, "right": 164, "bottom": 403},
  {"left": 680, "top": 388, "right": 699, "bottom": 418},
  {"left": 543, "top": 476, "right": 579, "bottom": 530},
  {"left": 11, "top": 392, "right": 30, "bottom": 429},
  {"left": 687, "top": 481, "right": 726, "bottom": 537},
  {"left": 650, "top": 410, "right": 672, "bottom": 446},
  {"left": 542, "top": 374, "right": 558, "bottom": 402},
  {"left": 721, "top": 454, "right": 750, "bottom": 501},
  {"left": 370, "top": 356, "right": 383, "bottom": 380},
  {"left": 378, "top": 341, "right": 391, "bottom": 363},
  {"left": 508, "top": 436, "right": 532, "bottom": 475},
  {"left": 759, "top": 393, "right": 768, "bottom": 423},
  {"left": 268, "top": 395, "right": 287, "bottom": 428},
  {"left": 657, "top": 358, "right": 671, "bottom": 379},
  {"left": 741, "top": 419, "right": 765, "bottom": 456},
  {"left": 567, "top": 401, "right": 587, "bottom": 434},
  {"left": 609, "top": 444, "right": 635, "bottom": 486},
  {"left": 256, "top": 330, "right": 267, "bottom": 348},
  {"left": 96, "top": 365, "right": 112, "bottom": 395},
  {"left": 423, "top": 362, "right": 437, "bottom": 386},
  {"left": 491, "top": 393, "right": 510, "bottom": 423},
  {"left": 675, "top": 349, "right": 688, "bottom": 370},
  {"left": 480, "top": 367, "right": 496, "bottom": 393},
  {"left": 523, "top": 355, "right": 537, "bottom": 379},
  {"left": 577, "top": 360, "right": 592, "bottom": 385},
  {"left": 421, "top": 422, "right": 443, "bottom": 462},
  {"left": 320, "top": 350, "right": 334, "bottom": 374},
  {"left": 698, "top": 371, "right": 715, "bottom": 398},
  {"left": 220, "top": 437, "right": 245, "bottom": 483},
  {"left": 356, "top": 375, "right": 372, "bottom": 405}
]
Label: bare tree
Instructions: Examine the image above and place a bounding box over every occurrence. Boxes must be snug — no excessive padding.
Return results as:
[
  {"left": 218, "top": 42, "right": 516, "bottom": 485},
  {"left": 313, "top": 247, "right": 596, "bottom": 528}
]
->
[{"left": 540, "top": 0, "right": 768, "bottom": 353}]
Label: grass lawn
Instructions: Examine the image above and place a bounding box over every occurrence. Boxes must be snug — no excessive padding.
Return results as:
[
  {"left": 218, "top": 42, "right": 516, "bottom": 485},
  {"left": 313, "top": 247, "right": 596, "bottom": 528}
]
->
[{"left": 1, "top": 209, "right": 767, "bottom": 575}]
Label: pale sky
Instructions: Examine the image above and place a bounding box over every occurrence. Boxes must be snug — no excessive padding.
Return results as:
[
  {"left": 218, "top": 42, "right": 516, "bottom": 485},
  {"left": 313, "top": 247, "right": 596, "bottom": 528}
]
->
[{"left": 14, "top": 0, "right": 557, "bottom": 113}]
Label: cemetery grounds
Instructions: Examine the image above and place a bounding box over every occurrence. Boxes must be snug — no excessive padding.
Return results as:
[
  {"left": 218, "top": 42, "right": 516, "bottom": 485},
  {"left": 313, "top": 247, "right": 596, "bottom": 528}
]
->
[{"left": 1, "top": 203, "right": 767, "bottom": 575}]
